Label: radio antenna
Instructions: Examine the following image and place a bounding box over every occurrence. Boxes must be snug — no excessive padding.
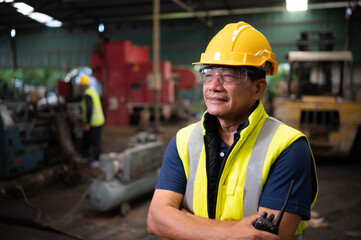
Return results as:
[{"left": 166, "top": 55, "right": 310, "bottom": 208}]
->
[{"left": 273, "top": 179, "right": 295, "bottom": 228}]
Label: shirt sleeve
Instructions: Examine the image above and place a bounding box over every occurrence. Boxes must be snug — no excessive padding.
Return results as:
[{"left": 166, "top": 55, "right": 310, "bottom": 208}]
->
[
  {"left": 259, "top": 137, "right": 313, "bottom": 220},
  {"left": 84, "top": 95, "right": 92, "bottom": 124},
  {"left": 155, "top": 136, "right": 187, "bottom": 194}
]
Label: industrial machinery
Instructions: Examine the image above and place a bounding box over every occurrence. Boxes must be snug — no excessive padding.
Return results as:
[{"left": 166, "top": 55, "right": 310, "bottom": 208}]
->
[
  {"left": 273, "top": 47, "right": 361, "bottom": 159},
  {"left": 0, "top": 102, "right": 45, "bottom": 177},
  {"left": 88, "top": 39, "right": 197, "bottom": 125},
  {"left": 58, "top": 39, "right": 198, "bottom": 126},
  {"left": 0, "top": 96, "right": 81, "bottom": 179},
  {"left": 90, "top": 132, "right": 163, "bottom": 214}
]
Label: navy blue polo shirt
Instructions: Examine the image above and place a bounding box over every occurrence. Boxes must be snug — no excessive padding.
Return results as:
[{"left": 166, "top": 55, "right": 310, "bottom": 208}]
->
[{"left": 155, "top": 123, "right": 313, "bottom": 220}]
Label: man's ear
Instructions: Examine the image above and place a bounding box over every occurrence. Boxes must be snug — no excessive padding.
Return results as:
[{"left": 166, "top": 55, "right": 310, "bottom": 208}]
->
[{"left": 253, "top": 78, "right": 267, "bottom": 99}]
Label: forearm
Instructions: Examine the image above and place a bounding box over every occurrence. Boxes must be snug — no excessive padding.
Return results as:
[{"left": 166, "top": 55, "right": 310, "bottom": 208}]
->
[
  {"left": 147, "top": 190, "right": 279, "bottom": 240},
  {"left": 258, "top": 207, "right": 301, "bottom": 240},
  {"left": 180, "top": 208, "right": 238, "bottom": 227},
  {"left": 85, "top": 95, "right": 92, "bottom": 123},
  {"left": 148, "top": 202, "right": 226, "bottom": 240}
]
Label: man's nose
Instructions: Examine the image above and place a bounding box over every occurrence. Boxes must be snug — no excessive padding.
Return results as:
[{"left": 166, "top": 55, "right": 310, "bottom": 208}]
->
[
  {"left": 210, "top": 74, "right": 223, "bottom": 85},
  {"left": 206, "top": 75, "right": 224, "bottom": 91}
]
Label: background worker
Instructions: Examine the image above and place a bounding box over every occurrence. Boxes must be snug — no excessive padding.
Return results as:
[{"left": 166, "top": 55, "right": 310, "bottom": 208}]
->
[
  {"left": 147, "top": 21, "right": 318, "bottom": 240},
  {"left": 79, "top": 75, "right": 105, "bottom": 168}
]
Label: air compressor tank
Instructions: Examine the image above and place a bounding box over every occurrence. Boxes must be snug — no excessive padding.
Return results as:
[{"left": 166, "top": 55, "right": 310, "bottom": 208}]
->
[
  {"left": 90, "top": 169, "right": 159, "bottom": 212},
  {"left": 89, "top": 137, "right": 163, "bottom": 212}
]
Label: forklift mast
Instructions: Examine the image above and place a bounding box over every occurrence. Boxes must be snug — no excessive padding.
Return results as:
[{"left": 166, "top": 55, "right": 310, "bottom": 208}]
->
[{"left": 273, "top": 31, "right": 361, "bottom": 159}]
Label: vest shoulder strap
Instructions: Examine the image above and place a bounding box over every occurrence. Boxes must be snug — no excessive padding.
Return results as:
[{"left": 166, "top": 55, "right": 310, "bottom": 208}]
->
[
  {"left": 243, "top": 117, "right": 281, "bottom": 217},
  {"left": 182, "top": 121, "right": 202, "bottom": 213}
]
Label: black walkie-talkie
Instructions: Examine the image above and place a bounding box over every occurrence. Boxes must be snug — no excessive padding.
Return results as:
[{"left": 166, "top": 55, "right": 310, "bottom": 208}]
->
[{"left": 253, "top": 180, "right": 295, "bottom": 235}]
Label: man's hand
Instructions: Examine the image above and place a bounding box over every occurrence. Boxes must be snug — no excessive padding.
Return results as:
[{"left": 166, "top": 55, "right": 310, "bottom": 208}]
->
[
  {"left": 258, "top": 207, "right": 301, "bottom": 240},
  {"left": 224, "top": 215, "right": 280, "bottom": 240}
]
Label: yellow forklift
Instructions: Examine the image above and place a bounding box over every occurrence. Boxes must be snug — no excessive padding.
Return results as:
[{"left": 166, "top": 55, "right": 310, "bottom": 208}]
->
[{"left": 273, "top": 47, "right": 361, "bottom": 159}]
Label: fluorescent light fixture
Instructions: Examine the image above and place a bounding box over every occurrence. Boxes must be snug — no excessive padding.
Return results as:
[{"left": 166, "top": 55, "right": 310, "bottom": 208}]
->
[
  {"left": 28, "top": 12, "right": 63, "bottom": 27},
  {"left": 13, "top": 2, "right": 34, "bottom": 15},
  {"left": 28, "top": 12, "right": 53, "bottom": 23},
  {"left": 46, "top": 20, "right": 62, "bottom": 27},
  {"left": 11, "top": 2, "right": 62, "bottom": 27},
  {"left": 286, "top": 0, "right": 308, "bottom": 12},
  {"left": 0, "top": 0, "right": 14, "bottom": 3}
]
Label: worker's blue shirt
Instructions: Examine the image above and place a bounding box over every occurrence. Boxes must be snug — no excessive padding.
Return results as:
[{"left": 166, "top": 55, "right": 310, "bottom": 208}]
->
[{"left": 155, "top": 124, "right": 313, "bottom": 220}]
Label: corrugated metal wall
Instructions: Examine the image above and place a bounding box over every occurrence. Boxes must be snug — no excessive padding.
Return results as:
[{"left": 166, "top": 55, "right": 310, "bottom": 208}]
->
[
  {"left": 0, "top": 28, "right": 98, "bottom": 68},
  {"left": 0, "top": 7, "right": 360, "bottom": 69}
]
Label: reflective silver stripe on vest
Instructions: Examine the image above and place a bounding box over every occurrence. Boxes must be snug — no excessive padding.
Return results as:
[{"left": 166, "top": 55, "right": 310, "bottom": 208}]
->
[
  {"left": 243, "top": 117, "right": 282, "bottom": 217},
  {"left": 182, "top": 121, "right": 203, "bottom": 213}
]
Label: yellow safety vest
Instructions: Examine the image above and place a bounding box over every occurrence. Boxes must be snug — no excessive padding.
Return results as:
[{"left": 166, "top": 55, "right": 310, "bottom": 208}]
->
[
  {"left": 82, "top": 88, "right": 105, "bottom": 127},
  {"left": 176, "top": 102, "right": 318, "bottom": 237}
]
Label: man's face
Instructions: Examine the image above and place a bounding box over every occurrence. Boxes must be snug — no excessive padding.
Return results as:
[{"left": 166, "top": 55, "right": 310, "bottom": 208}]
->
[{"left": 202, "top": 66, "right": 264, "bottom": 122}]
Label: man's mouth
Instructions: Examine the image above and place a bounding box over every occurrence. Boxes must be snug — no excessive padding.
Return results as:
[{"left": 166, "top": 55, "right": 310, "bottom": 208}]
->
[{"left": 206, "top": 94, "right": 228, "bottom": 102}]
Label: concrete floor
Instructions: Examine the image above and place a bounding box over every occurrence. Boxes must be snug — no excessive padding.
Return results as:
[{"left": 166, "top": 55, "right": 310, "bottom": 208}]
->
[
  {"left": 1, "top": 123, "right": 361, "bottom": 240},
  {"left": 305, "top": 157, "right": 361, "bottom": 240}
]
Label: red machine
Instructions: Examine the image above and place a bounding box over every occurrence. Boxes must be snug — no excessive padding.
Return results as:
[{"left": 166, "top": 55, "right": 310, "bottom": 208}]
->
[{"left": 90, "top": 39, "right": 197, "bottom": 126}]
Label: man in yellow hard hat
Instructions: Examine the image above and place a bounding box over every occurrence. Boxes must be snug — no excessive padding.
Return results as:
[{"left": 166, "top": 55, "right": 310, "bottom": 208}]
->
[
  {"left": 79, "top": 75, "right": 105, "bottom": 168},
  {"left": 147, "top": 22, "right": 318, "bottom": 239}
]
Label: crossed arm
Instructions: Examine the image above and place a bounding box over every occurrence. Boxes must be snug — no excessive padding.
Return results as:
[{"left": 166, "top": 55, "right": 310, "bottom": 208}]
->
[{"left": 147, "top": 189, "right": 301, "bottom": 240}]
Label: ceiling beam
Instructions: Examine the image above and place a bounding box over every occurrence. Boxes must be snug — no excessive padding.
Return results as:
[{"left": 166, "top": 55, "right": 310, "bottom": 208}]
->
[{"left": 171, "top": 0, "right": 211, "bottom": 27}]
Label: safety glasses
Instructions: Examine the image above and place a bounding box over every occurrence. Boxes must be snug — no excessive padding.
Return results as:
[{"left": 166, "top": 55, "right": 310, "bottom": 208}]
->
[{"left": 199, "top": 66, "right": 249, "bottom": 85}]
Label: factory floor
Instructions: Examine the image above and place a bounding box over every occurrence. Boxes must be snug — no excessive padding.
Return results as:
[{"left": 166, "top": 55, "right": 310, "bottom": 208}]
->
[{"left": 1, "top": 122, "right": 361, "bottom": 240}]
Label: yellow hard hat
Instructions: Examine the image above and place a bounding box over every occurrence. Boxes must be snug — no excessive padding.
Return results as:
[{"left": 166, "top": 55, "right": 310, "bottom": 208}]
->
[
  {"left": 193, "top": 21, "right": 278, "bottom": 75},
  {"left": 79, "top": 75, "right": 90, "bottom": 85}
]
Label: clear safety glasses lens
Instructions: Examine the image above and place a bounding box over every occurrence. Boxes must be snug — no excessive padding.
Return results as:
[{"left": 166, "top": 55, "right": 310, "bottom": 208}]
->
[{"left": 200, "top": 67, "right": 247, "bottom": 85}]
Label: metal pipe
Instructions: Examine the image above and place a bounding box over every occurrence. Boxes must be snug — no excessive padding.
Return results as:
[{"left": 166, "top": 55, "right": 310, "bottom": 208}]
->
[
  {"left": 153, "top": 0, "right": 160, "bottom": 133},
  {"left": 171, "top": 0, "right": 210, "bottom": 26},
  {"left": 10, "top": 34, "right": 17, "bottom": 99}
]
